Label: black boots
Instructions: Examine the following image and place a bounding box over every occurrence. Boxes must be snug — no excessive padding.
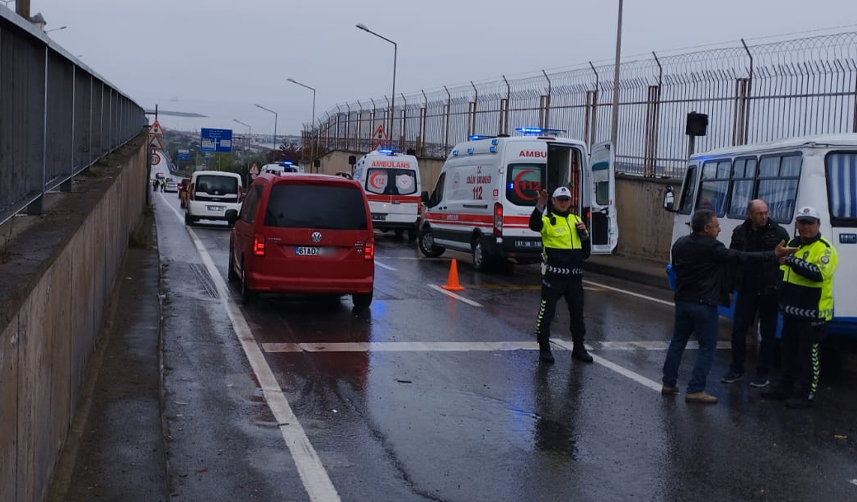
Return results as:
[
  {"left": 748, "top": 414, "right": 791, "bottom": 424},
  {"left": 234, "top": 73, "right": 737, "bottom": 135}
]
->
[
  {"left": 571, "top": 344, "right": 594, "bottom": 363},
  {"left": 539, "top": 343, "right": 555, "bottom": 364}
]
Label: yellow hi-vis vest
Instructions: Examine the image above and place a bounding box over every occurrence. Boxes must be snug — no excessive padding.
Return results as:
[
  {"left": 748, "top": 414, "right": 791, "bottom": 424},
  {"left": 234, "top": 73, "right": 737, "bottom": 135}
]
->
[
  {"left": 540, "top": 213, "right": 584, "bottom": 252},
  {"left": 779, "top": 236, "right": 838, "bottom": 321}
]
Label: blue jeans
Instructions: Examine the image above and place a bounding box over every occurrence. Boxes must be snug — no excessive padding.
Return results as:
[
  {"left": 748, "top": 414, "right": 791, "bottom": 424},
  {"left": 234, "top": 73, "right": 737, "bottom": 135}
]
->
[{"left": 663, "top": 301, "right": 719, "bottom": 394}]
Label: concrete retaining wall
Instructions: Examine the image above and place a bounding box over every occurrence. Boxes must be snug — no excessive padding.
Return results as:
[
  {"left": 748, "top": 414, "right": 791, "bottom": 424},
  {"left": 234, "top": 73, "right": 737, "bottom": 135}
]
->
[
  {"left": 316, "top": 150, "right": 674, "bottom": 262},
  {"left": 0, "top": 136, "right": 148, "bottom": 502}
]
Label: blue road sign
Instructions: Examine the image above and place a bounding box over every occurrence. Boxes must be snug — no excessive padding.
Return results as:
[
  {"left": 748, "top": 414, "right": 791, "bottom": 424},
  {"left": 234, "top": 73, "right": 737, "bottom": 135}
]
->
[
  {"left": 200, "top": 128, "right": 233, "bottom": 153},
  {"left": 177, "top": 149, "right": 191, "bottom": 160}
]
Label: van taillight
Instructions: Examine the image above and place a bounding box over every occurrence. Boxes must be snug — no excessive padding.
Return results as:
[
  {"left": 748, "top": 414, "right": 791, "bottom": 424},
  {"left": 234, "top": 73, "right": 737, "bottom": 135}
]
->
[
  {"left": 583, "top": 207, "right": 591, "bottom": 225},
  {"left": 364, "top": 241, "right": 374, "bottom": 260},
  {"left": 189, "top": 183, "right": 195, "bottom": 201},
  {"left": 253, "top": 234, "right": 266, "bottom": 256},
  {"left": 493, "top": 202, "right": 503, "bottom": 237}
]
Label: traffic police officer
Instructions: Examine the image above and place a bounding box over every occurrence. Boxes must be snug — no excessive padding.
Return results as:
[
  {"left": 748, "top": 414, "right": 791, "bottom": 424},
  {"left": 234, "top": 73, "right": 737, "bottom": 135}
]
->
[
  {"left": 763, "top": 206, "right": 838, "bottom": 409},
  {"left": 530, "top": 186, "right": 592, "bottom": 364}
]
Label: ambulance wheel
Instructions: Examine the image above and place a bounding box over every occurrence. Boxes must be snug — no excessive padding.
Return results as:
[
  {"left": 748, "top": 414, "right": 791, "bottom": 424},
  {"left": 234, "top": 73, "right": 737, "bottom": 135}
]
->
[
  {"left": 472, "top": 239, "right": 493, "bottom": 272},
  {"left": 418, "top": 226, "right": 445, "bottom": 258}
]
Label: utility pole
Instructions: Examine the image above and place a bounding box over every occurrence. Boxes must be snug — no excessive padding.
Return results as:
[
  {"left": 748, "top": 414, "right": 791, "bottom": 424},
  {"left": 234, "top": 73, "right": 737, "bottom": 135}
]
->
[
  {"left": 16, "top": 0, "right": 29, "bottom": 18},
  {"left": 610, "top": 0, "right": 624, "bottom": 147}
]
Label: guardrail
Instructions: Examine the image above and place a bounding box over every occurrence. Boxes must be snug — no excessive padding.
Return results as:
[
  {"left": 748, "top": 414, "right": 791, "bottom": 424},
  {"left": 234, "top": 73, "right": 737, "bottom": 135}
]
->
[
  {"left": 0, "top": 9, "right": 146, "bottom": 227},
  {"left": 307, "top": 31, "right": 857, "bottom": 179}
]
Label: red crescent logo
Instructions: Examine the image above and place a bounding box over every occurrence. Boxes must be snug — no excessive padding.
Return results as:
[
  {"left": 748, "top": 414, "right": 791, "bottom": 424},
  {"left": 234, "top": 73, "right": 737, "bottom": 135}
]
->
[
  {"left": 369, "top": 171, "right": 385, "bottom": 190},
  {"left": 513, "top": 169, "right": 540, "bottom": 201}
]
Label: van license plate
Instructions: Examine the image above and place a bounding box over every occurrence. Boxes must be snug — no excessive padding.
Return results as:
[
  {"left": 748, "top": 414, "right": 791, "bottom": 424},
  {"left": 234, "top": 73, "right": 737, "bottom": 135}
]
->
[
  {"left": 295, "top": 246, "right": 323, "bottom": 256},
  {"left": 515, "top": 240, "right": 541, "bottom": 249},
  {"left": 207, "top": 205, "right": 225, "bottom": 211},
  {"left": 371, "top": 213, "right": 387, "bottom": 221}
]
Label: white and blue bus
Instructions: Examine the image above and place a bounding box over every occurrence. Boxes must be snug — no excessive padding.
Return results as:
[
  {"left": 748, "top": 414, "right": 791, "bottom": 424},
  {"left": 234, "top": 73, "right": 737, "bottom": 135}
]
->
[{"left": 663, "top": 134, "right": 857, "bottom": 340}]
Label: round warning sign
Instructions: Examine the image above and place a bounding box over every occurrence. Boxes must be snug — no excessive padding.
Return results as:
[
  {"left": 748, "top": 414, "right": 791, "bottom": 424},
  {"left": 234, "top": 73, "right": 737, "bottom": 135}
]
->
[{"left": 151, "top": 153, "right": 161, "bottom": 165}]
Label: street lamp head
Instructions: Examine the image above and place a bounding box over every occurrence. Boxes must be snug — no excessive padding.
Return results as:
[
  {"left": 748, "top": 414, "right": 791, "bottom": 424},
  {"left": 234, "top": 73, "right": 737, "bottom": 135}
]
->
[
  {"left": 356, "top": 23, "right": 369, "bottom": 32},
  {"left": 287, "top": 78, "right": 297, "bottom": 84}
]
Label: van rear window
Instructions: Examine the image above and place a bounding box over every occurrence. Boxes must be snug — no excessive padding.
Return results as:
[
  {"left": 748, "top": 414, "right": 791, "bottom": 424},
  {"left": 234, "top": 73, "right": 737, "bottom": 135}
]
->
[
  {"left": 195, "top": 175, "right": 238, "bottom": 195},
  {"left": 506, "top": 164, "right": 543, "bottom": 206},
  {"left": 826, "top": 152, "right": 857, "bottom": 226},
  {"left": 365, "top": 168, "right": 417, "bottom": 196},
  {"left": 264, "top": 185, "right": 368, "bottom": 230}
]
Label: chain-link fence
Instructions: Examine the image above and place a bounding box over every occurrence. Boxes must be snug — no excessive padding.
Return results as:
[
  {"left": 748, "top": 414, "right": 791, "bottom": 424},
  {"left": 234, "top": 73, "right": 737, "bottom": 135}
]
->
[
  {"left": 305, "top": 31, "right": 857, "bottom": 179},
  {"left": 0, "top": 10, "right": 147, "bottom": 226}
]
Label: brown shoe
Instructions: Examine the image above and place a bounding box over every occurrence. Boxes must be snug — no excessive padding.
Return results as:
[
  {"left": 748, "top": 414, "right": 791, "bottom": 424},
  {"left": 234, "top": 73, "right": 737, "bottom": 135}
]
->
[
  {"left": 685, "top": 391, "right": 718, "bottom": 404},
  {"left": 661, "top": 385, "right": 680, "bottom": 395}
]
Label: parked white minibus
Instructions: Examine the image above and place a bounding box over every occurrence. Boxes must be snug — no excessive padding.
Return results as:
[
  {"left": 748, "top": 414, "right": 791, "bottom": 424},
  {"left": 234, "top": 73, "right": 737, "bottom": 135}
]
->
[{"left": 663, "top": 134, "right": 857, "bottom": 340}]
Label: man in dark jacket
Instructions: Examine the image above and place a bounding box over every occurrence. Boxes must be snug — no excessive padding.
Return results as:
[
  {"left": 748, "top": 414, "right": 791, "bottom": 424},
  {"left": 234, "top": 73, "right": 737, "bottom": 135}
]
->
[
  {"left": 530, "top": 186, "right": 592, "bottom": 365},
  {"left": 721, "top": 200, "right": 790, "bottom": 388},
  {"left": 662, "top": 209, "right": 795, "bottom": 404}
]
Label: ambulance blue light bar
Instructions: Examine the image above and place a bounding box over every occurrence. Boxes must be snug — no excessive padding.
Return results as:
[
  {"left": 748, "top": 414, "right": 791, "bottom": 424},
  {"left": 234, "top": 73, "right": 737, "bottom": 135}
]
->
[
  {"left": 280, "top": 161, "right": 293, "bottom": 166},
  {"left": 515, "top": 127, "right": 567, "bottom": 136},
  {"left": 378, "top": 149, "right": 395, "bottom": 155},
  {"left": 469, "top": 135, "right": 496, "bottom": 141}
]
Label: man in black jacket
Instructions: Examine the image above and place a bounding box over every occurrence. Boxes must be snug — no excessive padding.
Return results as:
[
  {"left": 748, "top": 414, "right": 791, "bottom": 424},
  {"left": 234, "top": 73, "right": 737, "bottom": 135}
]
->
[
  {"left": 721, "top": 200, "right": 790, "bottom": 388},
  {"left": 662, "top": 209, "right": 795, "bottom": 404}
]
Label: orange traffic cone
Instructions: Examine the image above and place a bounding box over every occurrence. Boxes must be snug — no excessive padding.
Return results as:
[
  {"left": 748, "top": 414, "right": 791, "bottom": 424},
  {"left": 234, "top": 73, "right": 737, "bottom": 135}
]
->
[{"left": 441, "top": 259, "right": 465, "bottom": 291}]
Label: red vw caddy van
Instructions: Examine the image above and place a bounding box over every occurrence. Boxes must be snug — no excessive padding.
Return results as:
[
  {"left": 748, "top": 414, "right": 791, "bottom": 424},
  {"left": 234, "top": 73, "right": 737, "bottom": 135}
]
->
[{"left": 226, "top": 173, "right": 375, "bottom": 307}]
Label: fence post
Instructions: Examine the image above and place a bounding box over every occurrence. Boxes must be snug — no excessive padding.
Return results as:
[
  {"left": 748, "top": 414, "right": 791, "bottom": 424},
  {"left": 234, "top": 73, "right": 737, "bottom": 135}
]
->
[
  {"left": 540, "top": 70, "right": 552, "bottom": 129},
  {"left": 643, "top": 51, "right": 663, "bottom": 177},
  {"left": 62, "top": 64, "right": 76, "bottom": 192},
  {"left": 419, "top": 90, "right": 428, "bottom": 156},
  {"left": 28, "top": 47, "right": 49, "bottom": 215},
  {"left": 741, "top": 39, "right": 753, "bottom": 145},
  {"left": 500, "top": 75, "right": 511, "bottom": 135},
  {"left": 585, "top": 62, "right": 600, "bottom": 148},
  {"left": 400, "top": 93, "right": 407, "bottom": 151},
  {"left": 468, "top": 81, "right": 478, "bottom": 138},
  {"left": 384, "top": 95, "right": 390, "bottom": 146},
  {"left": 444, "top": 86, "right": 451, "bottom": 156},
  {"left": 370, "top": 98, "right": 377, "bottom": 151}
]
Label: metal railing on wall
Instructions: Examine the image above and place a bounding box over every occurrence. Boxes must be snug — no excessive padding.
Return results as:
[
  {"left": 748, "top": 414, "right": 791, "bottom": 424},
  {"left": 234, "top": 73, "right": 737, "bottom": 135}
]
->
[
  {"left": 304, "top": 31, "right": 857, "bottom": 179},
  {"left": 0, "top": 10, "right": 147, "bottom": 227}
]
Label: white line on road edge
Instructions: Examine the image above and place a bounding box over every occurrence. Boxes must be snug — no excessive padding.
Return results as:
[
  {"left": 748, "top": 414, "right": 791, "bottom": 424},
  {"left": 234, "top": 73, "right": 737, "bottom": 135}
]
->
[
  {"left": 374, "top": 260, "right": 397, "bottom": 271},
  {"left": 260, "top": 340, "right": 730, "bottom": 353},
  {"left": 552, "top": 339, "right": 664, "bottom": 393},
  {"left": 159, "top": 193, "right": 342, "bottom": 502},
  {"left": 583, "top": 279, "right": 674, "bottom": 307},
  {"left": 428, "top": 284, "right": 483, "bottom": 307}
]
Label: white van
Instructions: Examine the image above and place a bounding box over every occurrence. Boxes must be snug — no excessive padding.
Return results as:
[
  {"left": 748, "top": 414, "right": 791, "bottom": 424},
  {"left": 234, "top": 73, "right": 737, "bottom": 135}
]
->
[
  {"left": 418, "top": 129, "right": 618, "bottom": 271},
  {"left": 352, "top": 149, "right": 421, "bottom": 239},
  {"left": 662, "top": 133, "right": 857, "bottom": 338},
  {"left": 261, "top": 162, "right": 301, "bottom": 176},
  {"left": 185, "top": 170, "right": 244, "bottom": 226}
]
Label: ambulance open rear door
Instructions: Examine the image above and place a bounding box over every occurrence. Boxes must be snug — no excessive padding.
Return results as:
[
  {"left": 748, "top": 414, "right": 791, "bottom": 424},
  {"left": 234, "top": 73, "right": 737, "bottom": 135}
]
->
[{"left": 589, "top": 142, "right": 618, "bottom": 254}]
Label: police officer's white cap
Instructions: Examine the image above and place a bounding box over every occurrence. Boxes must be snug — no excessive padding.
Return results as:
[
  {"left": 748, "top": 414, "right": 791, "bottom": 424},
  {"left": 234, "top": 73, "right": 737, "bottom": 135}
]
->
[
  {"left": 552, "top": 186, "right": 572, "bottom": 199},
  {"left": 795, "top": 206, "right": 820, "bottom": 221}
]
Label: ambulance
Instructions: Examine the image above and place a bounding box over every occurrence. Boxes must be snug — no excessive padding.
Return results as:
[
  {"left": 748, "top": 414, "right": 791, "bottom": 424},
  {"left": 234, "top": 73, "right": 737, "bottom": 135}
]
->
[
  {"left": 352, "top": 149, "right": 421, "bottom": 239},
  {"left": 418, "top": 128, "right": 618, "bottom": 271}
]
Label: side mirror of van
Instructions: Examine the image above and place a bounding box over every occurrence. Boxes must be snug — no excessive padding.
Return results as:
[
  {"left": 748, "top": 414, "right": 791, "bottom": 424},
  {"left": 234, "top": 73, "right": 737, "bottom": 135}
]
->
[
  {"left": 662, "top": 185, "right": 676, "bottom": 212},
  {"left": 421, "top": 191, "right": 430, "bottom": 204},
  {"left": 225, "top": 209, "right": 239, "bottom": 223}
]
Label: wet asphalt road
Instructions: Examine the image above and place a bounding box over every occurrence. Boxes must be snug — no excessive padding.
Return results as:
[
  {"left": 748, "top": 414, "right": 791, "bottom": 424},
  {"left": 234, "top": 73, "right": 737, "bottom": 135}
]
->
[{"left": 151, "top": 185, "right": 857, "bottom": 502}]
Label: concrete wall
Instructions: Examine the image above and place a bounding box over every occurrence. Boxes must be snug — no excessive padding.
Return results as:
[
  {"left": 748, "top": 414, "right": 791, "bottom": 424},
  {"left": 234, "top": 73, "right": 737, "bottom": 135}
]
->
[
  {"left": 0, "top": 136, "right": 148, "bottom": 502},
  {"left": 316, "top": 150, "right": 674, "bottom": 263}
]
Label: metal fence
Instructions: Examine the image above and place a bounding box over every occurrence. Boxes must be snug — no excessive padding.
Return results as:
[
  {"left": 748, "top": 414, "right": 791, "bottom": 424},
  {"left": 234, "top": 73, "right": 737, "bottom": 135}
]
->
[
  {"left": 306, "top": 31, "right": 857, "bottom": 179},
  {"left": 0, "top": 9, "right": 146, "bottom": 227}
]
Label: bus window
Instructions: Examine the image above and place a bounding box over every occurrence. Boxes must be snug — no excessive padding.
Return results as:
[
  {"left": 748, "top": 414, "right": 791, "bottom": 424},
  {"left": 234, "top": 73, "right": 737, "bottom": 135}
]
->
[
  {"left": 727, "top": 157, "right": 757, "bottom": 219},
  {"left": 757, "top": 153, "right": 802, "bottom": 223},
  {"left": 695, "top": 160, "right": 731, "bottom": 215},
  {"left": 678, "top": 165, "right": 699, "bottom": 214},
  {"left": 826, "top": 152, "right": 857, "bottom": 226}
]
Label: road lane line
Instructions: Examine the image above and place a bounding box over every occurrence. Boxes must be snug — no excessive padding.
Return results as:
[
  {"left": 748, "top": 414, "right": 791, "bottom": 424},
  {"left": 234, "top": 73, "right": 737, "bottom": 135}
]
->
[
  {"left": 261, "top": 340, "right": 730, "bottom": 353},
  {"left": 583, "top": 279, "right": 674, "bottom": 307},
  {"left": 428, "top": 284, "right": 483, "bottom": 307},
  {"left": 552, "top": 339, "right": 665, "bottom": 393},
  {"left": 374, "top": 260, "right": 397, "bottom": 271},
  {"left": 160, "top": 193, "right": 342, "bottom": 502}
]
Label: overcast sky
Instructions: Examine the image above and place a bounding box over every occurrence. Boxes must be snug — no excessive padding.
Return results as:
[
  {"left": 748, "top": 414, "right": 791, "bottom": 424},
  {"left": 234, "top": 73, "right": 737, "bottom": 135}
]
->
[{"left": 18, "top": 0, "right": 857, "bottom": 136}]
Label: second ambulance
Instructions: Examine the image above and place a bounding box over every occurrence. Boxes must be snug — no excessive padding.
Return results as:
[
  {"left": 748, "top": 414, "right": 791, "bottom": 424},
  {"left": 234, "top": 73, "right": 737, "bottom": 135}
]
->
[{"left": 353, "top": 149, "right": 422, "bottom": 239}]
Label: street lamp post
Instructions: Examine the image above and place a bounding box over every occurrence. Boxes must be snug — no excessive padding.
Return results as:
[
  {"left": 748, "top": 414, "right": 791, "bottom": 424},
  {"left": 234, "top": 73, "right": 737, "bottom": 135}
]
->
[
  {"left": 610, "top": 0, "right": 623, "bottom": 147},
  {"left": 356, "top": 23, "right": 397, "bottom": 147},
  {"left": 287, "top": 78, "right": 316, "bottom": 131},
  {"left": 254, "top": 103, "right": 278, "bottom": 160},
  {"left": 233, "top": 119, "right": 251, "bottom": 170}
]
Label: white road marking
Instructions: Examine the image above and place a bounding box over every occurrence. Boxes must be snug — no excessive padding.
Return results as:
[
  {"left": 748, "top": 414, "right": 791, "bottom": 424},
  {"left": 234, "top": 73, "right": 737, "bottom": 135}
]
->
[
  {"left": 583, "top": 279, "right": 674, "bottom": 307},
  {"left": 552, "top": 339, "right": 665, "bottom": 392},
  {"left": 374, "top": 260, "right": 397, "bottom": 271},
  {"left": 159, "top": 193, "right": 342, "bottom": 502},
  {"left": 262, "top": 340, "right": 729, "bottom": 354},
  {"left": 428, "top": 284, "right": 483, "bottom": 307}
]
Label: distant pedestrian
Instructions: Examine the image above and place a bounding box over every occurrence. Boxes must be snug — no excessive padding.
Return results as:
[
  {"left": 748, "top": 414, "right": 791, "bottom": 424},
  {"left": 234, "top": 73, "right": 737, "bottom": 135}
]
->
[
  {"left": 160, "top": 179, "right": 166, "bottom": 192},
  {"left": 152, "top": 179, "right": 158, "bottom": 191},
  {"left": 762, "top": 206, "right": 838, "bottom": 409},
  {"left": 662, "top": 209, "right": 795, "bottom": 404},
  {"left": 530, "top": 187, "right": 592, "bottom": 365},
  {"left": 721, "top": 199, "right": 790, "bottom": 388}
]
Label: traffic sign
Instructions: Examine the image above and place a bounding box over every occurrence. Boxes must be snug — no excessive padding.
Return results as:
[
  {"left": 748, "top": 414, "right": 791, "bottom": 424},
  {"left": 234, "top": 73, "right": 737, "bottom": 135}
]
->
[
  {"left": 372, "top": 124, "right": 387, "bottom": 145},
  {"left": 149, "top": 136, "right": 164, "bottom": 150},
  {"left": 200, "top": 128, "right": 233, "bottom": 153},
  {"left": 151, "top": 152, "right": 161, "bottom": 165},
  {"left": 149, "top": 119, "right": 164, "bottom": 137},
  {"left": 249, "top": 163, "right": 259, "bottom": 175}
]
